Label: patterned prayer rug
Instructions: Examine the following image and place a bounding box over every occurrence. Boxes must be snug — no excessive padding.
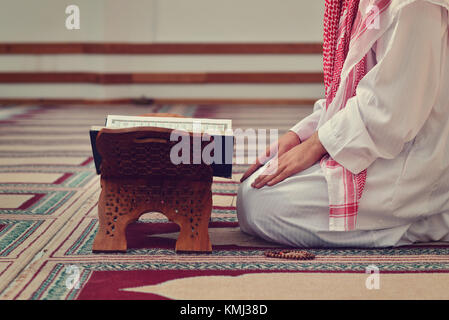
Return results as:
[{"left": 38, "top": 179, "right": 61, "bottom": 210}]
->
[{"left": 0, "top": 104, "right": 449, "bottom": 300}]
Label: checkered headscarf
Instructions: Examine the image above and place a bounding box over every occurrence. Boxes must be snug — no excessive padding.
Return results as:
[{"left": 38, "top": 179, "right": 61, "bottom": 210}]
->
[{"left": 321, "top": 0, "right": 390, "bottom": 231}]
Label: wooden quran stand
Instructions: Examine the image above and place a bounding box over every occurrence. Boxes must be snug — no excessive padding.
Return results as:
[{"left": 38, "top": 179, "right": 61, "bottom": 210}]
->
[{"left": 92, "top": 115, "right": 213, "bottom": 253}]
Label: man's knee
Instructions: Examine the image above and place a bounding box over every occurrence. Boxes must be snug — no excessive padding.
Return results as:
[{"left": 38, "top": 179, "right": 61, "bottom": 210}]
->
[
  {"left": 237, "top": 179, "right": 255, "bottom": 234},
  {"left": 237, "top": 177, "right": 268, "bottom": 236}
]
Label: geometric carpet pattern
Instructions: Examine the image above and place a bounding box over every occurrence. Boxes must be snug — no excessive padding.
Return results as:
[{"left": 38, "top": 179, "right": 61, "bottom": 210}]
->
[{"left": 1, "top": 104, "right": 449, "bottom": 300}]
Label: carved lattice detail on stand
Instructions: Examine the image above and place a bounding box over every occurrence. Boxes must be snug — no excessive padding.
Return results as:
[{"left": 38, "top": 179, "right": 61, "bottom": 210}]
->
[{"left": 92, "top": 125, "right": 213, "bottom": 253}]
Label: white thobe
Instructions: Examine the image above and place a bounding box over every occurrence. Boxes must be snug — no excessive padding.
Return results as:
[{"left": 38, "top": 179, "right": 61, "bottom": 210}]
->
[{"left": 237, "top": 1, "right": 449, "bottom": 247}]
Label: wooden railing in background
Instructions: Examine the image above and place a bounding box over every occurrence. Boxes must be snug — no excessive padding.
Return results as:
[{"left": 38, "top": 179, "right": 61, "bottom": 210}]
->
[
  {"left": 0, "top": 43, "right": 323, "bottom": 106},
  {"left": 0, "top": 72, "right": 323, "bottom": 84},
  {"left": 0, "top": 42, "right": 323, "bottom": 55}
]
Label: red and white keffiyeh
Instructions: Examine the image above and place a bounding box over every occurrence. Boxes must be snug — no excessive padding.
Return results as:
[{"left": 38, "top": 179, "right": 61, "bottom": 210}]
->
[{"left": 321, "top": 0, "right": 392, "bottom": 231}]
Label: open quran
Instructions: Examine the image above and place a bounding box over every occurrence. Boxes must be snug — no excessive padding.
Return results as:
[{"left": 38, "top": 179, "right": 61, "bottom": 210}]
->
[{"left": 89, "top": 115, "right": 234, "bottom": 178}]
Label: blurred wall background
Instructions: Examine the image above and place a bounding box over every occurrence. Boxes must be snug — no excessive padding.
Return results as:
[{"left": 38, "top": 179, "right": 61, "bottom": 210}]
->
[{"left": 0, "top": 0, "right": 325, "bottom": 103}]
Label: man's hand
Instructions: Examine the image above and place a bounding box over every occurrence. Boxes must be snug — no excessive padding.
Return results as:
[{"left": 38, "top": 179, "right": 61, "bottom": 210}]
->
[
  {"left": 240, "top": 131, "right": 301, "bottom": 183},
  {"left": 251, "top": 132, "right": 327, "bottom": 189}
]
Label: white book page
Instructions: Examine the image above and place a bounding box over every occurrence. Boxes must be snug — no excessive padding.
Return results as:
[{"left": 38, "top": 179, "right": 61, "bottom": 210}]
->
[{"left": 105, "top": 115, "right": 232, "bottom": 134}]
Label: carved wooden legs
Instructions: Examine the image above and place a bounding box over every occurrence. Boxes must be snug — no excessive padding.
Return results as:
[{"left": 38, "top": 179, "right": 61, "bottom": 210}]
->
[
  {"left": 92, "top": 179, "right": 141, "bottom": 252},
  {"left": 92, "top": 178, "right": 213, "bottom": 253},
  {"left": 168, "top": 181, "right": 212, "bottom": 252}
]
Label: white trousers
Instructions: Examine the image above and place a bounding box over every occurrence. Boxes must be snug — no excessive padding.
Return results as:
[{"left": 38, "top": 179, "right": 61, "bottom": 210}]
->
[{"left": 237, "top": 163, "right": 449, "bottom": 248}]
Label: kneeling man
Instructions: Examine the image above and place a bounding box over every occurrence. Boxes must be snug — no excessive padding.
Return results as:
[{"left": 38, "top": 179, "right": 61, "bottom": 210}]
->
[{"left": 237, "top": 0, "right": 449, "bottom": 247}]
